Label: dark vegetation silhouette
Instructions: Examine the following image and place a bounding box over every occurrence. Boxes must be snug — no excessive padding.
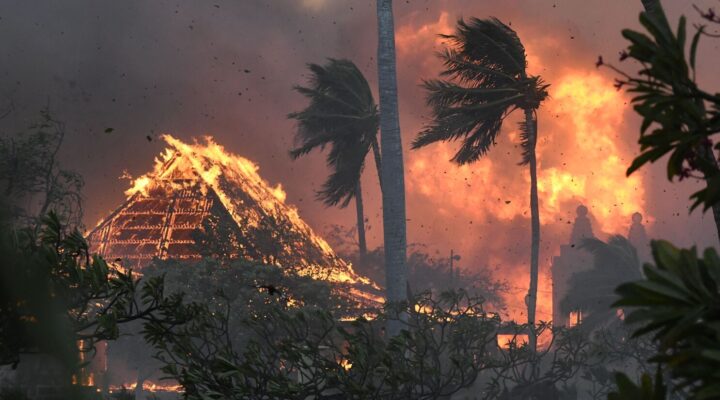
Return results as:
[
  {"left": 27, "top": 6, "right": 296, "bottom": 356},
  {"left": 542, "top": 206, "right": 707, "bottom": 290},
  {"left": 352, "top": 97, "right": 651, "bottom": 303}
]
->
[
  {"left": 288, "top": 58, "right": 382, "bottom": 264},
  {"left": 599, "top": 1, "right": 720, "bottom": 398}
]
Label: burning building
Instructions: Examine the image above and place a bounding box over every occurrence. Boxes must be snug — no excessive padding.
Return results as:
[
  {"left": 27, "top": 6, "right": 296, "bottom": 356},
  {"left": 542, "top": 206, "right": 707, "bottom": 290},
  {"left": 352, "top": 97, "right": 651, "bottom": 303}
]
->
[{"left": 87, "top": 134, "right": 381, "bottom": 305}]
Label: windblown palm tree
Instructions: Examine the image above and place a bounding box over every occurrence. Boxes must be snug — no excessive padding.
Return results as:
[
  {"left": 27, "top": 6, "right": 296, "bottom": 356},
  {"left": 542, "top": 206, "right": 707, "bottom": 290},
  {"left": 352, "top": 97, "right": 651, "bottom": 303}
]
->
[
  {"left": 560, "top": 236, "right": 643, "bottom": 331},
  {"left": 288, "top": 59, "right": 382, "bottom": 262},
  {"left": 377, "top": 0, "right": 408, "bottom": 333},
  {"left": 412, "top": 17, "right": 549, "bottom": 350}
]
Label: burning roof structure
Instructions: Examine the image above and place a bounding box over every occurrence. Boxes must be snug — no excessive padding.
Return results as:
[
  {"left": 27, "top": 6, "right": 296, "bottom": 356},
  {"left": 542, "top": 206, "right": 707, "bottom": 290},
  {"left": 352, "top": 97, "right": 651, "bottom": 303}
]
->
[{"left": 87, "top": 135, "right": 380, "bottom": 305}]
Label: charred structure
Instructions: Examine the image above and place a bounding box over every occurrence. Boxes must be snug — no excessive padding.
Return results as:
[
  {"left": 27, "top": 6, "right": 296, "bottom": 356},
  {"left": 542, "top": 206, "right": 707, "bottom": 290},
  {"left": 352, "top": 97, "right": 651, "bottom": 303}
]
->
[{"left": 87, "top": 135, "right": 381, "bottom": 305}]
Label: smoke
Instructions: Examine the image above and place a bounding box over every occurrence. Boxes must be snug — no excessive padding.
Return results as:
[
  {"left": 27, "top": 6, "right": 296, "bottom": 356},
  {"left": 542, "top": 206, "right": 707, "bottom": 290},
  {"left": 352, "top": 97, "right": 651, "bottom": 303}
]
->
[{"left": 1, "top": 0, "right": 719, "bottom": 320}]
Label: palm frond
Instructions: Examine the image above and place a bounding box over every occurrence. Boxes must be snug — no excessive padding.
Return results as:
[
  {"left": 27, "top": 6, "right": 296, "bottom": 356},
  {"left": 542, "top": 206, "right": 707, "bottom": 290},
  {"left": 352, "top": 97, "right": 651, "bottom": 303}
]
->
[
  {"left": 445, "top": 17, "right": 527, "bottom": 79},
  {"left": 317, "top": 133, "right": 374, "bottom": 207},
  {"left": 414, "top": 77, "right": 521, "bottom": 164},
  {"left": 423, "top": 79, "right": 521, "bottom": 110},
  {"left": 438, "top": 48, "right": 517, "bottom": 87},
  {"left": 288, "top": 58, "right": 379, "bottom": 207},
  {"left": 416, "top": 17, "right": 540, "bottom": 164}
]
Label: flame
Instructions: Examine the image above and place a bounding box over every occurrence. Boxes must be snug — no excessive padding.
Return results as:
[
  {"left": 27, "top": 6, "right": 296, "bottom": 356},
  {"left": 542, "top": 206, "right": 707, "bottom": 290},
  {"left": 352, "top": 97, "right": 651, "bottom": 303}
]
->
[
  {"left": 109, "top": 382, "right": 183, "bottom": 393},
  {"left": 405, "top": 68, "right": 647, "bottom": 323},
  {"left": 545, "top": 73, "right": 648, "bottom": 233},
  {"left": 117, "top": 135, "right": 378, "bottom": 293},
  {"left": 497, "top": 334, "right": 529, "bottom": 350},
  {"left": 394, "top": 10, "right": 652, "bottom": 326}
]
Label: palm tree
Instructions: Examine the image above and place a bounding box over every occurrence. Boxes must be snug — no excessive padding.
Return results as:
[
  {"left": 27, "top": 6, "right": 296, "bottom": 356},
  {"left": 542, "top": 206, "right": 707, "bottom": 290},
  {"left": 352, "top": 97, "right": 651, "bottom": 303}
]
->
[
  {"left": 288, "top": 59, "right": 382, "bottom": 263},
  {"left": 412, "top": 17, "right": 549, "bottom": 350},
  {"left": 376, "top": 0, "right": 408, "bottom": 331},
  {"left": 560, "top": 236, "right": 643, "bottom": 331}
]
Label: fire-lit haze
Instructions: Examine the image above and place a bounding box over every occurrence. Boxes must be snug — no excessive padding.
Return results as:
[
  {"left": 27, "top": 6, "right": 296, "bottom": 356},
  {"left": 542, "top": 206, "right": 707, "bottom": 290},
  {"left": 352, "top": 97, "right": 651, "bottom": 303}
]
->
[{"left": 2, "top": 0, "right": 719, "bottom": 322}]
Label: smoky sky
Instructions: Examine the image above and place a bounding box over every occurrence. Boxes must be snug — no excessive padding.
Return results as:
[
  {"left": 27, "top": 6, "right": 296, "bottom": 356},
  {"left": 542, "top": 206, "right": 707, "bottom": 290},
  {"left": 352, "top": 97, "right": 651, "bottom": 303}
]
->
[{"left": 2, "top": 0, "right": 720, "bottom": 318}]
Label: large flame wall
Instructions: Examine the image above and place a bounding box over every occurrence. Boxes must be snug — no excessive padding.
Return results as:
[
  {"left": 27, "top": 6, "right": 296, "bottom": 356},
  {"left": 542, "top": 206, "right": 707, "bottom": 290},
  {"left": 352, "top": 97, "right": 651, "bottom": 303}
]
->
[{"left": 397, "top": 12, "right": 648, "bottom": 321}]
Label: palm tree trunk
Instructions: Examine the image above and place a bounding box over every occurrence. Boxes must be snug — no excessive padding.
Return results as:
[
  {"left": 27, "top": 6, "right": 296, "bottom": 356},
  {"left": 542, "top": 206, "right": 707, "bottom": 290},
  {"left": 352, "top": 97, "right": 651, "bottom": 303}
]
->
[
  {"left": 355, "top": 181, "right": 368, "bottom": 264},
  {"left": 524, "top": 108, "right": 541, "bottom": 354},
  {"left": 371, "top": 137, "right": 383, "bottom": 192},
  {"left": 376, "top": 0, "right": 407, "bottom": 336}
]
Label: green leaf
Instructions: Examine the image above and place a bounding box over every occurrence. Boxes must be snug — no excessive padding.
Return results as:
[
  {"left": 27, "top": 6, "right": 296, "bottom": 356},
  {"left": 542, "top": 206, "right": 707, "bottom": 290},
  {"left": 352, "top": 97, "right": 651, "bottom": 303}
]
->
[{"left": 690, "top": 26, "right": 704, "bottom": 73}]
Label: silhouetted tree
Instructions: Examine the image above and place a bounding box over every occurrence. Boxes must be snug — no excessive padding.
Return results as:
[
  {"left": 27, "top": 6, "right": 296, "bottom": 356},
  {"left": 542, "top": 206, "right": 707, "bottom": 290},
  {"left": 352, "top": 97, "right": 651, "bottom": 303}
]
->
[
  {"left": 602, "top": 0, "right": 720, "bottom": 243},
  {"left": 376, "top": 0, "right": 409, "bottom": 334},
  {"left": 413, "top": 17, "right": 549, "bottom": 351},
  {"left": 289, "top": 59, "right": 382, "bottom": 263}
]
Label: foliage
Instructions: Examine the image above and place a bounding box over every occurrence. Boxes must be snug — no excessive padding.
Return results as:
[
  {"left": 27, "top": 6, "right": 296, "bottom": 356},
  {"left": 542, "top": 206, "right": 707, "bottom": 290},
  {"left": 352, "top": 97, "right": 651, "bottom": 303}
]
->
[
  {"left": 603, "top": 4, "right": 720, "bottom": 211},
  {"left": 612, "top": 240, "right": 720, "bottom": 399},
  {"left": 144, "top": 289, "right": 502, "bottom": 400},
  {"left": 288, "top": 58, "right": 381, "bottom": 207},
  {"left": 413, "top": 17, "right": 549, "bottom": 165},
  {"left": 0, "top": 211, "right": 172, "bottom": 370},
  {"left": 581, "top": 324, "right": 654, "bottom": 400},
  {"left": 482, "top": 323, "right": 590, "bottom": 400},
  {"left": 0, "top": 109, "right": 84, "bottom": 227},
  {"left": 599, "top": 3, "right": 720, "bottom": 399},
  {"left": 110, "top": 257, "right": 357, "bottom": 392},
  {"left": 142, "top": 257, "right": 358, "bottom": 318}
]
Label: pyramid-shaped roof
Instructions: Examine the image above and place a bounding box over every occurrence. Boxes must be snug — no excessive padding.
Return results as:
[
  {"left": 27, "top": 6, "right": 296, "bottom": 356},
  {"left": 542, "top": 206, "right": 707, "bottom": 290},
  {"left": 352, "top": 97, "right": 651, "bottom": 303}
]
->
[{"left": 88, "top": 135, "right": 380, "bottom": 304}]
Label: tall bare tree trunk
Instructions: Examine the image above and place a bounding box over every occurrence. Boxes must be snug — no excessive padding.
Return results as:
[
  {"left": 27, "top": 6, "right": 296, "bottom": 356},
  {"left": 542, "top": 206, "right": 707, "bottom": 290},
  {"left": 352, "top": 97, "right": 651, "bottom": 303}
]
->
[
  {"left": 376, "top": 0, "right": 407, "bottom": 336},
  {"left": 524, "top": 108, "right": 541, "bottom": 354},
  {"left": 355, "top": 181, "right": 368, "bottom": 264}
]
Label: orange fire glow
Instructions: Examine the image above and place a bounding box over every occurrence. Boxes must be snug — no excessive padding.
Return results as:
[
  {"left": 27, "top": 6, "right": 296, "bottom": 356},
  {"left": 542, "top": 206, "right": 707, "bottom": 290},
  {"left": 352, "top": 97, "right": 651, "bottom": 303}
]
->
[
  {"left": 497, "top": 334, "right": 529, "bottom": 350},
  {"left": 120, "top": 134, "right": 375, "bottom": 288},
  {"left": 400, "top": 12, "right": 648, "bottom": 324},
  {"left": 109, "top": 381, "right": 184, "bottom": 394},
  {"left": 407, "top": 71, "right": 647, "bottom": 322}
]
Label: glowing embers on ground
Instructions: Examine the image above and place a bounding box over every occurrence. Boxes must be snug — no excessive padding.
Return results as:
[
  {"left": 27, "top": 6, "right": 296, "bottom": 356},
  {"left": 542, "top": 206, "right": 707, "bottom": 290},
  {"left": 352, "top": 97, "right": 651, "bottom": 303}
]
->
[
  {"left": 87, "top": 134, "right": 382, "bottom": 307},
  {"left": 109, "top": 381, "right": 183, "bottom": 394}
]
